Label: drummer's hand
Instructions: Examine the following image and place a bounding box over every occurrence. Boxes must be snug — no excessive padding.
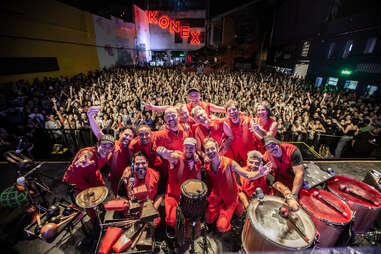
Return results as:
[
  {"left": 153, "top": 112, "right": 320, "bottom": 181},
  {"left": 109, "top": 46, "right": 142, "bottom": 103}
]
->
[
  {"left": 122, "top": 166, "right": 131, "bottom": 179},
  {"left": 287, "top": 199, "right": 299, "bottom": 212},
  {"left": 75, "top": 154, "right": 95, "bottom": 168}
]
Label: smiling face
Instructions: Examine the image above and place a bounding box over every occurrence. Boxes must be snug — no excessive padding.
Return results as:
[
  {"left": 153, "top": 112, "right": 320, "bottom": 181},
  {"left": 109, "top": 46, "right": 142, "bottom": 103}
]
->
[
  {"left": 257, "top": 105, "right": 268, "bottom": 118},
  {"left": 177, "top": 105, "right": 189, "bottom": 123},
  {"left": 183, "top": 144, "right": 195, "bottom": 160},
  {"left": 204, "top": 141, "right": 218, "bottom": 160},
  {"left": 138, "top": 127, "right": 151, "bottom": 145},
  {"left": 164, "top": 109, "right": 178, "bottom": 129},
  {"left": 97, "top": 143, "right": 114, "bottom": 158},
  {"left": 265, "top": 142, "right": 282, "bottom": 158},
  {"left": 119, "top": 128, "right": 134, "bottom": 147},
  {"left": 193, "top": 109, "right": 209, "bottom": 125},
  {"left": 134, "top": 155, "right": 148, "bottom": 180},
  {"left": 227, "top": 104, "right": 239, "bottom": 122},
  {"left": 247, "top": 157, "right": 263, "bottom": 171},
  {"left": 188, "top": 91, "right": 201, "bottom": 104}
]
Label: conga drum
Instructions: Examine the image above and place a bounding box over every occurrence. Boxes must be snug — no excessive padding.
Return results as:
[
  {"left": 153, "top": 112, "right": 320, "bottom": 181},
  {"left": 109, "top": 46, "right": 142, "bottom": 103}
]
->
[
  {"left": 179, "top": 179, "right": 208, "bottom": 221},
  {"left": 327, "top": 175, "right": 381, "bottom": 233},
  {"left": 177, "top": 179, "right": 208, "bottom": 242},
  {"left": 242, "top": 195, "right": 316, "bottom": 252},
  {"left": 299, "top": 188, "right": 353, "bottom": 247}
]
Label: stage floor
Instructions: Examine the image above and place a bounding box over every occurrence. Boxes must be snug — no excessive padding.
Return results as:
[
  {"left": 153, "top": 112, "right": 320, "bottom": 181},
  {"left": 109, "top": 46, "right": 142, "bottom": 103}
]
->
[{"left": 0, "top": 160, "right": 380, "bottom": 253}]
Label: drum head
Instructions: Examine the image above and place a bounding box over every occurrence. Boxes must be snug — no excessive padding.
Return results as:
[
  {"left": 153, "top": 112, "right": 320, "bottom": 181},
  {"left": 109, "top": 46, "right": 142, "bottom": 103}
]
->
[
  {"left": 181, "top": 179, "right": 207, "bottom": 199},
  {"left": 327, "top": 176, "right": 381, "bottom": 208},
  {"left": 247, "top": 195, "right": 315, "bottom": 250},
  {"left": 299, "top": 188, "right": 352, "bottom": 225}
]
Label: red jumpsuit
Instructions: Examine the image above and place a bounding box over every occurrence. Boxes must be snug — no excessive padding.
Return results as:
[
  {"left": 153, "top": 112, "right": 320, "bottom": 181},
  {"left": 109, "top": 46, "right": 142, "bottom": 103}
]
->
[
  {"left": 121, "top": 167, "right": 161, "bottom": 226},
  {"left": 108, "top": 140, "right": 132, "bottom": 197},
  {"left": 121, "top": 167, "right": 159, "bottom": 202},
  {"left": 62, "top": 147, "right": 109, "bottom": 218},
  {"left": 255, "top": 117, "right": 276, "bottom": 152},
  {"left": 204, "top": 156, "right": 243, "bottom": 232},
  {"left": 186, "top": 101, "right": 211, "bottom": 117},
  {"left": 128, "top": 136, "right": 162, "bottom": 169},
  {"left": 263, "top": 143, "right": 297, "bottom": 190},
  {"left": 194, "top": 118, "right": 226, "bottom": 151},
  {"left": 153, "top": 125, "right": 189, "bottom": 152},
  {"left": 240, "top": 166, "right": 270, "bottom": 200},
  {"left": 224, "top": 114, "right": 262, "bottom": 165},
  {"left": 165, "top": 155, "right": 202, "bottom": 228}
]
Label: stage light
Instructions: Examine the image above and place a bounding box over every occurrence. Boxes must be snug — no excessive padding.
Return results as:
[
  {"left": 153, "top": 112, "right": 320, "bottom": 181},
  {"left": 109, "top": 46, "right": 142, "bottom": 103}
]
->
[{"left": 341, "top": 69, "right": 352, "bottom": 75}]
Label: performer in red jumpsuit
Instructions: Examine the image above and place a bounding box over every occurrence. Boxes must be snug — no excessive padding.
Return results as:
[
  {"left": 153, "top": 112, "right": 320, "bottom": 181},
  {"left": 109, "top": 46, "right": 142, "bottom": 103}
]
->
[
  {"left": 203, "top": 138, "right": 258, "bottom": 232},
  {"left": 250, "top": 101, "right": 278, "bottom": 139},
  {"left": 238, "top": 150, "right": 272, "bottom": 208},
  {"left": 185, "top": 88, "right": 225, "bottom": 117},
  {"left": 262, "top": 136, "right": 304, "bottom": 211},
  {"left": 87, "top": 106, "right": 135, "bottom": 197},
  {"left": 62, "top": 134, "right": 114, "bottom": 218},
  {"left": 118, "top": 152, "right": 163, "bottom": 226},
  {"left": 191, "top": 106, "right": 233, "bottom": 155},
  {"left": 153, "top": 107, "right": 189, "bottom": 152},
  {"left": 156, "top": 138, "right": 202, "bottom": 228},
  {"left": 223, "top": 100, "right": 262, "bottom": 164}
]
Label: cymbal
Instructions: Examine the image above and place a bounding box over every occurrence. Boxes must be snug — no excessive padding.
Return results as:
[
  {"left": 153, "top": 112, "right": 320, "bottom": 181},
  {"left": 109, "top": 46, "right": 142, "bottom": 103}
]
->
[{"left": 75, "top": 186, "right": 108, "bottom": 209}]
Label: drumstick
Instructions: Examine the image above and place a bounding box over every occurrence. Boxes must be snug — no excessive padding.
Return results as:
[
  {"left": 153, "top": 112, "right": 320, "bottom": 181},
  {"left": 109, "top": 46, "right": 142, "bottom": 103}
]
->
[
  {"left": 339, "top": 185, "right": 379, "bottom": 206},
  {"left": 279, "top": 207, "right": 309, "bottom": 242},
  {"left": 313, "top": 191, "right": 347, "bottom": 217},
  {"left": 131, "top": 223, "right": 147, "bottom": 249},
  {"left": 56, "top": 213, "right": 78, "bottom": 228}
]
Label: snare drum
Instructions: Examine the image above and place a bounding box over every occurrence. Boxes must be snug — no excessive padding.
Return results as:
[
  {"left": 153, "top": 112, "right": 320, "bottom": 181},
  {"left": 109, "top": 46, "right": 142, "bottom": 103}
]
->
[
  {"left": 180, "top": 179, "right": 208, "bottom": 220},
  {"left": 242, "top": 195, "right": 316, "bottom": 252},
  {"left": 327, "top": 176, "right": 381, "bottom": 233},
  {"left": 299, "top": 188, "right": 353, "bottom": 247}
]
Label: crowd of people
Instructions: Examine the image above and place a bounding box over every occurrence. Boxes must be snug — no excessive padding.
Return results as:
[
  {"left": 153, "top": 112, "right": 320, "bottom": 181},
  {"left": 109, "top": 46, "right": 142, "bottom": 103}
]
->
[{"left": 0, "top": 66, "right": 380, "bottom": 160}]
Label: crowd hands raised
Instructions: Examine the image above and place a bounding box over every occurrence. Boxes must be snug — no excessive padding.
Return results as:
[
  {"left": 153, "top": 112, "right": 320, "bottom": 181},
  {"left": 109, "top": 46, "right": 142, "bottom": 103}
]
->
[{"left": 0, "top": 66, "right": 380, "bottom": 160}]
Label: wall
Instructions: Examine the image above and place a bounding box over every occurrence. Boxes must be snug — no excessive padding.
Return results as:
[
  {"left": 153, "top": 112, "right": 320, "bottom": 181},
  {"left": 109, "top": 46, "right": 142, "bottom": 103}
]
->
[
  {"left": 0, "top": 0, "right": 100, "bottom": 84},
  {"left": 148, "top": 10, "right": 205, "bottom": 51},
  {"left": 93, "top": 15, "right": 136, "bottom": 68},
  {"left": 134, "top": 5, "right": 151, "bottom": 62}
]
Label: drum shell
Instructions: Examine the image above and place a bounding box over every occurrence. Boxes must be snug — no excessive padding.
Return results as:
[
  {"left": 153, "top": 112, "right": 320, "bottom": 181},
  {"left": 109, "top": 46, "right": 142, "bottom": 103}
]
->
[
  {"left": 242, "top": 196, "right": 316, "bottom": 252},
  {"left": 327, "top": 176, "right": 381, "bottom": 234},
  {"left": 242, "top": 214, "right": 285, "bottom": 252},
  {"left": 331, "top": 195, "right": 380, "bottom": 233},
  {"left": 179, "top": 180, "right": 208, "bottom": 220},
  {"left": 299, "top": 189, "right": 352, "bottom": 247}
]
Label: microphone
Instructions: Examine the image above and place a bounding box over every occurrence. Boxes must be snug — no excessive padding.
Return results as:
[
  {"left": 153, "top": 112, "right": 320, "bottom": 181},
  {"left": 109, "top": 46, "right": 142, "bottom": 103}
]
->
[
  {"left": 339, "top": 185, "right": 379, "bottom": 206},
  {"left": 313, "top": 191, "right": 347, "bottom": 217},
  {"left": 16, "top": 138, "right": 23, "bottom": 153},
  {"left": 256, "top": 187, "right": 264, "bottom": 200}
]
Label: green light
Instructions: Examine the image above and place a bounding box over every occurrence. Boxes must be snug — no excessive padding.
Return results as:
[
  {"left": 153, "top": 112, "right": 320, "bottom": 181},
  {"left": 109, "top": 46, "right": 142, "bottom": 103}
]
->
[
  {"left": 179, "top": 53, "right": 184, "bottom": 57},
  {"left": 341, "top": 69, "right": 352, "bottom": 75}
]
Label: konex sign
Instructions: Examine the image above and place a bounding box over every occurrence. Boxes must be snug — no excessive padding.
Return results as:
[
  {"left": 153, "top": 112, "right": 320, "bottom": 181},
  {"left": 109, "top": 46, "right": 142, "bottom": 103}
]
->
[{"left": 147, "top": 10, "right": 201, "bottom": 45}]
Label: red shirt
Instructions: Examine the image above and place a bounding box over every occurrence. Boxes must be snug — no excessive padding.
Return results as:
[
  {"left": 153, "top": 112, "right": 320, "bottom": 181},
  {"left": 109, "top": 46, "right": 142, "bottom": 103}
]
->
[
  {"left": 186, "top": 101, "right": 211, "bottom": 117},
  {"left": 122, "top": 167, "right": 159, "bottom": 201},
  {"left": 204, "top": 156, "right": 239, "bottom": 205},
  {"left": 129, "top": 136, "right": 162, "bottom": 168},
  {"left": 109, "top": 140, "right": 132, "bottom": 194},
  {"left": 240, "top": 166, "right": 270, "bottom": 198},
  {"left": 194, "top": 118, "right": 225, "bottom": 149},
  {"left": 255, "top": 117, "right": 276, "bottom": 132},
  {"left": 263, "top": 143, "right": 297, "bottom": 190},
  {"left": 63, "top": 147, "right": 108, "bottom": 191},
  {"left": 224, "top": 114, "right": 261, "bottom": 152},
  {"left": 166, "top": 154, "right": 202, "bottom": 200},
  {"left": 153, "top": 124, "right": 189, "bottom": 152}
]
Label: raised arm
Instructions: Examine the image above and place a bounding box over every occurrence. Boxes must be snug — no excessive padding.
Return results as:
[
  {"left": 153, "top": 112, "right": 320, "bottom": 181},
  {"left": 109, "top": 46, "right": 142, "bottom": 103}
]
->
[
  {"left": 155, "top": 146, "right": 181, "bottom": 168},
  {"left": 87, "top": 106, "right": 103, "bottom": 140},
  {"left": 145, "top": 103, "right": 171, "bottom": 112},
  {"left": 209, "top": 103, "right": 226, "bottom": 113}
]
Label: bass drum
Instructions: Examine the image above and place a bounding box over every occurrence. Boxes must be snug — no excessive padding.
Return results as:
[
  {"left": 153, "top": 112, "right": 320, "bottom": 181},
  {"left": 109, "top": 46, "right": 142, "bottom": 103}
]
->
[
  {"left": 242, "top": 195, "right": 316, "bottom": 252},
  {"left": 327, "top": 175, "right": 381, "bottom": 233},
  {"left": 299, "top": 188, "right": 353, "bottom": 247}
]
